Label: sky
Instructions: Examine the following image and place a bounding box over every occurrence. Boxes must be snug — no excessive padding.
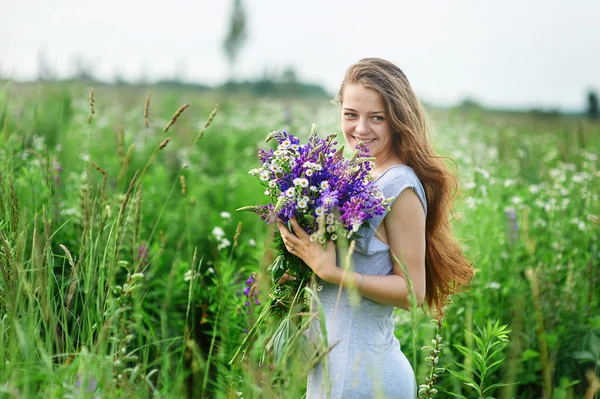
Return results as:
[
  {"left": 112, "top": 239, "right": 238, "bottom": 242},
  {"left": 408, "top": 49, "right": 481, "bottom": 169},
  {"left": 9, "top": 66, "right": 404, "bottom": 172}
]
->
[{"left": 1, "top": 0, "right": 599, "bottom": 111}]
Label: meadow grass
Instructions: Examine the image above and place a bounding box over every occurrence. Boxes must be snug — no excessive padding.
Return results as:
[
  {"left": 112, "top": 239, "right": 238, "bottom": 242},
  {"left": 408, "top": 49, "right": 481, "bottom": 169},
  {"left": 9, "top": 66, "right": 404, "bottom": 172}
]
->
[{"left": 0, "top": 82, "right": 598, "bottom": 398}]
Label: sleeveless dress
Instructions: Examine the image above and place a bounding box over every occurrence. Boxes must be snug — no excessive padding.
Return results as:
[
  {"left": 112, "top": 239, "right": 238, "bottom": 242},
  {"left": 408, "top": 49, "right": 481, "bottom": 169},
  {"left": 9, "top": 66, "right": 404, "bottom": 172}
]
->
[{"left": 306, "top": 165, "right": 428, "bottom": 399}]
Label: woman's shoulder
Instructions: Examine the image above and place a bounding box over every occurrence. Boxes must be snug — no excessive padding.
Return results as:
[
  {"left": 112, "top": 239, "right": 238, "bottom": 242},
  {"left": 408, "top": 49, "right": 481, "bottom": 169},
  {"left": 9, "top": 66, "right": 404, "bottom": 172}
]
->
[{"left": 375, "top": 165, "right": 427, "bottom": 214}]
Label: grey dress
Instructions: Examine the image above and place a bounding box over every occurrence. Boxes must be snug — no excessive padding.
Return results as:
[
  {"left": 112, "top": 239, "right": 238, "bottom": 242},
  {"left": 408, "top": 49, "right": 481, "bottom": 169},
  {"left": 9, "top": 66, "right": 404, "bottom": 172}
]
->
[{"left": 306, "top": 165, "right": 427, "bottom": 399}]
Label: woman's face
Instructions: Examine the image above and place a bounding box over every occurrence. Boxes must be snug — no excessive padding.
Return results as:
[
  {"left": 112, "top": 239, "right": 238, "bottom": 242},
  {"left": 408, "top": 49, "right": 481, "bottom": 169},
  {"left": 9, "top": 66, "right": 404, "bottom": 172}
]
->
[{"left": 340, "top": 83, "right": 394, "bottom": 161}]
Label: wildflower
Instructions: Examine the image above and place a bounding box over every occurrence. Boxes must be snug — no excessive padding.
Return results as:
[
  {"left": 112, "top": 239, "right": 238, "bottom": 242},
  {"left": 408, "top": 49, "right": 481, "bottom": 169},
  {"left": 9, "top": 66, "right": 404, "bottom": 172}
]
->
[
  {"left": 293, "top": 178, "right": 302, "bottom": 186},
  {"left": 320, "top": 181, "right": 329, "bottom": 190},
  {"left": 331, "top": 234, "right": 338, "bottom": 240},
  {"left": 265, "top": 190, "right": 270, "bottom": 196},
  {"left": 327, "top": 225, "right": 335, "bottom": 233},
  {"left": 310, "top": 185, "right": 318, "bottom": 192},
  {"left": 297, "top": 197, "right": 308, "bottom": 209},
  {"left": 504, "top": 208, "right": 519, "bottom": 244},
  {"left": 52, "top": 158, "right": 63, "bottom": 186},
  {"left": 299, "top": 178, "right": 309, "bottom": 188},
  {"left": 220, "top": 211, "right": 231, "bottom": 219},
  {"left": 184, "top": 270, "right": 197, "bottom": 282},
  {"left": 485, "top": 281, "right": 501, "bottom": 290},
  {"left": 326, "top": 213, "right": 335, "bottom": 224},
  {"left": 137, "top": 242, "right": 149, "bottom": 266},
  {"left": 259, "top": 171, "right": 269, "bottom": 181},
  {"left": 212, "top": 227, "right": 225, "bottom": 240},
  {"left": 218, "top": 239, "right": 231, "bottom": 251},
  {"left": 310, "top": 232, "right": 318, "bottom": 242},
  {"left": 306, "top": 169, "right": 314, "bottom": 177},
  {"left": 285, "top": 187, "right": 295, "bottom": 198},
  {"left": 315, "top": 207, "right": 325, "bottom": 216},
  {"left": 289, "top": 159, "right": 297, "bottom": 168},
  {"left": 268, "top": 180, "right": 277, "bottom": 188}
]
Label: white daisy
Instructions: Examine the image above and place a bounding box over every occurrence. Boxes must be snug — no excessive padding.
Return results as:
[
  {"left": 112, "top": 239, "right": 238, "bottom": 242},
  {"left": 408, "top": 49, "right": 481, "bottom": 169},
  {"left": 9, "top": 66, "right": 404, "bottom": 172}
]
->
[
  {"left": 297, "top": 198, "right": 308, "bottom": 208},
  {"left": 299, "top": 178, "right": 309, "bottom": 188},
  {"left": 285, "top": 187, "right": 295, "bottom": 197},
  {"left": 259, "top": 171, "right": 269, "bottom": 181},
  {"left": 306, "top": 169, "right": 314, "bottom": 177},
  {"left": 320, "top": 181, "right": 329, "bottom": 190}
]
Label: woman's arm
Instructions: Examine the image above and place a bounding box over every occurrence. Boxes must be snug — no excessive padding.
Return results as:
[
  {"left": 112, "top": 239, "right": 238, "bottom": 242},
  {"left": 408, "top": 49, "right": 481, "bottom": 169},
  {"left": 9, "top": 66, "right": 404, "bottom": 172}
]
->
[
  {"left": 323, "top": 188, "right": 427, "bottom": 310},
  {"left": 277, "top": 188, "right": 427, "bottom": 310}
]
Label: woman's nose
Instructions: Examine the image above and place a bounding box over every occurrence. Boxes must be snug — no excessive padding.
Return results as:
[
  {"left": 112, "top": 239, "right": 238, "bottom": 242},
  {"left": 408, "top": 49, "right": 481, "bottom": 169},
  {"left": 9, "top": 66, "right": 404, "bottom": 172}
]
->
[{"left": 355, "top": 118, "right": 369, "bottom": 134}]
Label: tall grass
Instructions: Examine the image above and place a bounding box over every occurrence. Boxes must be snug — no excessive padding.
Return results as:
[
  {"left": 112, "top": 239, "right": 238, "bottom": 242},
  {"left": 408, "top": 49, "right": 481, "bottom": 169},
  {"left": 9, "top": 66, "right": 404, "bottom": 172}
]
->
[{"left": 0, "top": 82, "right": 598, "bottom": 398}]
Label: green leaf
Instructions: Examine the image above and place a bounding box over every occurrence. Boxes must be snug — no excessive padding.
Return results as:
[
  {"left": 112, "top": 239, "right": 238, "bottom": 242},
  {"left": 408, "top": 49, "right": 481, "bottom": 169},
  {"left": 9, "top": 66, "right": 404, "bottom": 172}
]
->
[
  {"left": 447, "top": 368, "right": 480, "bottom": 392},
  {"left": 442, "top": 391, "right": 469, "bottom": 399},
  {"left": 483, "top": 381, "right": 518, "bottom": 395}
]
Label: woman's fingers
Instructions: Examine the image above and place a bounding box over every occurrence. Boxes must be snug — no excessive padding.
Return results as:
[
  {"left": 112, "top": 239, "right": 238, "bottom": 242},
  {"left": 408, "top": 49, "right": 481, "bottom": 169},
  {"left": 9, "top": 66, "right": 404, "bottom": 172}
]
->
[
  {"left": 277, "top": 219, "right": 302, "bottom": 250},
  {"left": 289, "top": 217, "right": 310, "bottom": 240}
]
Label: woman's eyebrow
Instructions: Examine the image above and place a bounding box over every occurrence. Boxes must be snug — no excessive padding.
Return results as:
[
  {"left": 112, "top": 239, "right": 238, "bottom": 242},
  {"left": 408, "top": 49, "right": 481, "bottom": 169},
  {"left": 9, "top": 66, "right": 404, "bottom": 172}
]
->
[{"left": 342, "top": 108, "right": 385, "bottom": 114}]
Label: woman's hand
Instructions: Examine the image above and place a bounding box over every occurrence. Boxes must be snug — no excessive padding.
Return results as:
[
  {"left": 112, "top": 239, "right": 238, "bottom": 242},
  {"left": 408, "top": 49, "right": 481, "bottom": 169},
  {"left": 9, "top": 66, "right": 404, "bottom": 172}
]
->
[{"left": 276, "top": 217, "right": 337, "bottom": 282}]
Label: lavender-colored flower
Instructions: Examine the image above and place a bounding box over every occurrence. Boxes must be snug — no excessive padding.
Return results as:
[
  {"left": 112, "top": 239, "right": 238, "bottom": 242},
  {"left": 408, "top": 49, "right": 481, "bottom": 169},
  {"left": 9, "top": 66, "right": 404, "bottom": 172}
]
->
[
  {"left": 74, "top": 373, "right": 98, "bottom": 394},
  {"left": 505, "top": 208, "right": 519, "bottom": 244},
  {"left": 137, "top": 241, "right": 149, "bottom": 266},
  {"left": 242, "top": 128, "right": 389, "bottom": 261},
  {"left": 52, "top": 158, "right": 62, "bottom": 186}
]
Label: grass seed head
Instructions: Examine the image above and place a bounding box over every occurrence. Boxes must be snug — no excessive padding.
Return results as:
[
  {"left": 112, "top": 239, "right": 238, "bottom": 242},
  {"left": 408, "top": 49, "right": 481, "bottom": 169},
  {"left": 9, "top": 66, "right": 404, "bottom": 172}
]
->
[{"left": 163, "top": 103, "right": 190, "bottom": 133}]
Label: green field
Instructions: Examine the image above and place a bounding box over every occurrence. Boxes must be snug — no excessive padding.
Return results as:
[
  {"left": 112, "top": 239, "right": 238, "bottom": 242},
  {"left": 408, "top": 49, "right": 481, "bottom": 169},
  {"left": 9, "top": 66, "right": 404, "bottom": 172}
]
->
[{"left": 0, "top": 82, "right": 598, "bottom": 398}]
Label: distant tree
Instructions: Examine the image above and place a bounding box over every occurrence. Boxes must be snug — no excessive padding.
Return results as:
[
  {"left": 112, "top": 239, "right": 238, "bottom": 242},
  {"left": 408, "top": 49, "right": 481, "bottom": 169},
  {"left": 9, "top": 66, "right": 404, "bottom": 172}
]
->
[
  {"left": 113, "top": 67, "right": 127, "bottom": 87},
  {"left": 223, "top": 0, "right": 248, "bottom": 81},
  {"left": 587, "top": 89, "right": 599, "bottom": 120},
  {"left": 174, "top": 59, "right": 188, "bottom": 83},
  {"left": 71, "top": 54, "right": 96, "bottom": 82},
  {"left": 37, "top": 47, "right": 56, "bottom": 81},
  {"left": 280, "top": 66, "right": 298, "bottom": 85}
]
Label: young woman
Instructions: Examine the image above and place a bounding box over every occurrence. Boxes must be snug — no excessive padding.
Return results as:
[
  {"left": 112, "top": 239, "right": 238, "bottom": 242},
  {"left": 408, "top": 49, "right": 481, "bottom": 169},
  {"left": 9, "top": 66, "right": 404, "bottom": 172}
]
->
[{"left": 277, "top": 57, "right": 473, "bottom": 398}]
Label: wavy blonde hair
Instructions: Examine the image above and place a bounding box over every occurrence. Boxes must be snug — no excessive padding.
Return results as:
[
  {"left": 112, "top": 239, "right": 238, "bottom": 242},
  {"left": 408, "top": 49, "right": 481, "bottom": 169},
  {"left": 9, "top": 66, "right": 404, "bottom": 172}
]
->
[{"left": 337, "top": 57, "right": 473, "bottom": 317}]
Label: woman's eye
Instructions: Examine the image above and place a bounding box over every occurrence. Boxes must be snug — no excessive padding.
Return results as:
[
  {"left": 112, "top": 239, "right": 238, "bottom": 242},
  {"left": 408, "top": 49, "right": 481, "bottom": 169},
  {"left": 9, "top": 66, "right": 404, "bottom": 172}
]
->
[
  {"left": 344, "top": 112, "right": 357, "bottom": 118},
  {"left": 372, "top": 115, "right": 384, "bottom": 122}
]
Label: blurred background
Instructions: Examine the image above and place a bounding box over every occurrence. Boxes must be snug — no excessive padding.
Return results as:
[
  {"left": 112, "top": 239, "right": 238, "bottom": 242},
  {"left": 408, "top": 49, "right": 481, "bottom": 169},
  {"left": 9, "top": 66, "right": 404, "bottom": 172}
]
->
[
  {"left": 2, "top": 0, "right": 600, "bottom": 113},
  {"left": 0, "top": 1, "right": 599, "bottom": 399}
]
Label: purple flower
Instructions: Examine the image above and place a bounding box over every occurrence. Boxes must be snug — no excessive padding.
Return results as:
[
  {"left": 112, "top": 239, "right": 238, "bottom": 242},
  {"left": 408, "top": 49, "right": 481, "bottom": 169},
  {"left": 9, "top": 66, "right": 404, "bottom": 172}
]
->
[
  {"left": 137, "top": 242, "right": 149, "bottom": 266},
  {"left": 52, "top": 158, "right": 62, "bottom": 186},
  {"left": 505, "top": 208, "right": 519, "bottom": 244},
  {"left": 243, "top": 127, "right": 389, "bottom": 252}
]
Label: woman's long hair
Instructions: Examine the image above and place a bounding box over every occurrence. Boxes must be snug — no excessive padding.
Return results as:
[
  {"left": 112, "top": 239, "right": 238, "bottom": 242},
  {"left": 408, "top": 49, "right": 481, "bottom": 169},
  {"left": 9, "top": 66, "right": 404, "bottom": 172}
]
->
[{"left": 337, "top": 57, "right": 473, "bottom": 317}]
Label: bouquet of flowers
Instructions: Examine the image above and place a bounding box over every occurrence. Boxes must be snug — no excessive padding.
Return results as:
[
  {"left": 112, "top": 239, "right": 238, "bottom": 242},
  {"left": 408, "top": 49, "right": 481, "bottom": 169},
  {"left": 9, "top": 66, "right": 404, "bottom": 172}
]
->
[{"left": 230, "top": 125, "right": 389, "bottom": 365}]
